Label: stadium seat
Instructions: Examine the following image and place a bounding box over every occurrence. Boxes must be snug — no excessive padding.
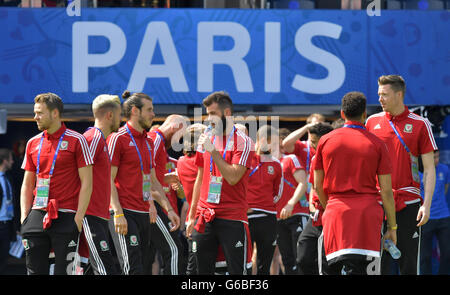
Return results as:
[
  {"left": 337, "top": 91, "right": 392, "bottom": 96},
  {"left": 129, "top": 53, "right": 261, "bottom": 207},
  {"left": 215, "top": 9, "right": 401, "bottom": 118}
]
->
[
  {"left": 404, "top": 0, "right": 445, "bottom": 9},
  {"left": 272, "top": 0, "right": 315, "bottom": 9},
  {"left": 386, "top": 0, "right": 403, "bottom": 9}
]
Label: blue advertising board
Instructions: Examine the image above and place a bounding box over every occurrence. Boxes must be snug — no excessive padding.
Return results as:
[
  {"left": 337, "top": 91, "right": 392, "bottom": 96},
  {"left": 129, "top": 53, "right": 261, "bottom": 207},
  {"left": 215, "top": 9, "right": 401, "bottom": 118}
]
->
[{"left": 0, "top": 8, "right": 448, "bottom": 105}]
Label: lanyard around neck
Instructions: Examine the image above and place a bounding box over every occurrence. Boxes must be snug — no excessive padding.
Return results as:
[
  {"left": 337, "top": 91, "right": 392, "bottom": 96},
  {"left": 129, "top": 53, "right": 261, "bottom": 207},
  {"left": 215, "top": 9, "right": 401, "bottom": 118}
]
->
[
  {"left": 125, "top": 124, "right": 153, "bottom": 172},
  {"left": 388, "top": 120, "right": 411, "bottom": 153},
  {"left": 210, "top": 126, "right": 235, "bottom": 174},
  {"left": 36, "top": 130, "right": 66, "bottom": 176}
]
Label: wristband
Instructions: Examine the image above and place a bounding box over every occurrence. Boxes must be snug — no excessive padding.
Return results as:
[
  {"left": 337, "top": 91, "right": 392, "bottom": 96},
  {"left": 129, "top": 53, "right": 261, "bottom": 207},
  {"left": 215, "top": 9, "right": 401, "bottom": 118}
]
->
[
  {"left": 114, "top": 213, "right": 124, "bottom": 218},
  {"left": 388, "top": 224, "right": 397, "bottom": 230}
]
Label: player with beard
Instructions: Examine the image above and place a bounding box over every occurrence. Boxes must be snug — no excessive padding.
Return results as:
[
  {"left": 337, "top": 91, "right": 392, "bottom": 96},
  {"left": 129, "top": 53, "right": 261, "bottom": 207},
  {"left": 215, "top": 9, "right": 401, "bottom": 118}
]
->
[
  {"left": 186, "top": 91, "right": 254, "bottom": 275},
  {"left": 81, "top": 94, "right": 122, "bottom": 275},
  {"left": 107, "top": 91, "right": 180, "bottom": 274}
]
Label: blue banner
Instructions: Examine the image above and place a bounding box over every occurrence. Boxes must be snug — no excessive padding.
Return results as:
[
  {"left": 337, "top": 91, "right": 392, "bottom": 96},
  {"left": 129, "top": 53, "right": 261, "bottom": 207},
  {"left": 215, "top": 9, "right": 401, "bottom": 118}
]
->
[{"left": 0, "top": 8, "right": 448, "bottom": 105}]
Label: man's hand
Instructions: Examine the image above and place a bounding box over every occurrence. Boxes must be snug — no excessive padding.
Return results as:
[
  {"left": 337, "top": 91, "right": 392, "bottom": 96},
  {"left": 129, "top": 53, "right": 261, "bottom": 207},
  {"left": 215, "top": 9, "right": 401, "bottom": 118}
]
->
[
  {"left": 114, "top": 213, "right": 128, "bottom": 236},
  {"left": 198, "top": 134, "right": 215, "bottom": 153},
  {"left": 383, "top": 228, "right": 397, "bottom": 248},
  {"left": 280, "top": 203, "right": 294, "bottom": 220},
  {"left": 416, "top": 205, "right": 430, "bottom": 227},
  {"left": 167, "top": 209, "right": 180, "bottom": 232},
  {"left": 149, "top": 200, "right": 157, "bottom": 224}
]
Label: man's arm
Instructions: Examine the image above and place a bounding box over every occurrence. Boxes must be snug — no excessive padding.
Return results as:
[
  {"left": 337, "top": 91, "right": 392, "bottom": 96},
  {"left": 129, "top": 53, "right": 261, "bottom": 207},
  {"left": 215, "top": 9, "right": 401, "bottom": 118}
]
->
[
  {"left": 378, "top": 174, "right": 397, "bottom": 244},
  {"left": 314, "top": 169, "right": 327, "bottom": 209},
  {"left": 74, "top": 165, "right": 93, "bottom": 232},
  {"left": 20, "top": 171, "right": 36, "bottom": 223},
  {"left": 186, "top": 167, "right": 203, "bottom": 237},
  {"left": 282, "top": 123, "right": 314, "bottom": 154},
  {"left": 418, "top": 151, "right": 436, "bottom": 226},
  {"left": 280, "top": 169, "right": 307, "bottom": 219},
  {"left": 198, "top": 133, "right": 247, "bottom": 186},
  {"left": 110, "top": 165, "right": 128, "bottom": 235}
]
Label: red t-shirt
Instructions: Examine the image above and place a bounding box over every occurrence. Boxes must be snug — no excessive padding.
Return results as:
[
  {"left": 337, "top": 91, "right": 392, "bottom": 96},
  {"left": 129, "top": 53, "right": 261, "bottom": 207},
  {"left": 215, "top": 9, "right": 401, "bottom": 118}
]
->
[
  {"left": 177, "top": 154, "right": 198, "bottom": 221},
  {"left": 292, "top": 140, "right": 315, "bottom": 173},
  {"left": 308, "top": 155, "right": 324, "bottom": 227},
  {"left": 195, "top": 129, "right": 254, "bottom": 221},
  {"left": 83, "top": 127, "right": 111, "bottom": 219},
  {"left": 148, "top": 129, "right": 179, "bottom": 215},
  {"left": 366, "top": 107, "right": 437, "bottom": 210},
  {"left": 314, "top": 121, "right": 392, "bottom": 197},
  {"left": 246, "top": 154, "right": 283, "bottom": 214},
  {"left": 22, "top": 123, "right": 93, "bottom": 211},
  {"left": 107, "top": 122, "right": 156, "bottom": 213},
  {"left": 276, "top": 154, "right": 309, "bottom": 219}
]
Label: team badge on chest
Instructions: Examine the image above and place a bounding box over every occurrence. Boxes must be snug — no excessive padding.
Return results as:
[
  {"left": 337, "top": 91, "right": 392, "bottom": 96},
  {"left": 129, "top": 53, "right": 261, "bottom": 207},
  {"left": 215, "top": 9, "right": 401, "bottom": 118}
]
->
[
  {"left": 60, "top": 141, "right": 69, "bottom": 150},
  {"left": 267, "top": 165, "right": 274, "bottom": 175},
  {"left": 404, "top": 124, "right": 413, "bottom": 133}
]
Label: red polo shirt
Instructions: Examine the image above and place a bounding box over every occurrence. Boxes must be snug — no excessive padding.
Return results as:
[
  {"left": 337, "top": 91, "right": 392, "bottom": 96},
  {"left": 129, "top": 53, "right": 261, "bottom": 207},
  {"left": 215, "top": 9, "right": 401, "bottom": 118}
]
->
[
  {"left": 246, "top": 154, "right": 283, "bottom": 214},
  {"left": 276, "top": 154, "right": 309, "bottom": 219},
  {"left": 366, "top": 107, "right": 437, "bottom": 210},
  {"left": 22, "top": 123, "right": 93, "bottom": 211},
  {"left": 308, "top": 155, "right": 324, "bottom": 227},
  {"left": 195, "top": 129, "right": 254, "bottom": 221},
  {"left": 148, "top": 129, "right": 179, "bottom": 215},
  {"left": 177, "top": 154, "right": 198, "bottom": 221},
  {"left": 314, "top": 121, "right": 392, "bottom": 197},
  {"left": 84, "top": 127, "right": 111, "bottom": 219},
  {"left": 107, "top": 122, "right": 156, "bottom": 213}
]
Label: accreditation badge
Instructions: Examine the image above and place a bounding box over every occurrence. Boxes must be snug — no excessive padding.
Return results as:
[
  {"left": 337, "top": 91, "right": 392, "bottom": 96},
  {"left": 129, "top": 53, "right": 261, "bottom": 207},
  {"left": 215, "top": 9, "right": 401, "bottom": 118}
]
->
[
  {"left": 142, "top": 174, "right": 152, "bottom": 201},
  {"left": 410, "top": 154, "right": 420, "bottom": 183},
  {"left": 35, "top": 177, "right": 50, "bottom": 208},
  {"left": 207, "top": 175, "right": 223, "bottom": 204}
]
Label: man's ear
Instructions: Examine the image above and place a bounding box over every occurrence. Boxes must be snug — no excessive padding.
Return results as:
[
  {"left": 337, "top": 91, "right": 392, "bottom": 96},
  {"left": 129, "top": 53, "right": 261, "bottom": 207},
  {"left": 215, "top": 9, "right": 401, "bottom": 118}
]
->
[{"left": 340, "top": 110, "right": 346, "bottom": 120}]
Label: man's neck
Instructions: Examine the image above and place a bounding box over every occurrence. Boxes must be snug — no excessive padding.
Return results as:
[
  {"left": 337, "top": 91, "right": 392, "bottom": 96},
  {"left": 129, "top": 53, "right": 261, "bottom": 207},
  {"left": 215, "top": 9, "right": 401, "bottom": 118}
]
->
[
  {"left": 388, "top": 103, "right": 406, "bottom": 117},
  {"left": 128, "top": 119, "right": 143, "bottom": 133},
  {"left": 94, "top": 119, "right": 112, "bottom": 138},
  {"left": 46, "top": 121, "right": 62, "bottom": 135}
]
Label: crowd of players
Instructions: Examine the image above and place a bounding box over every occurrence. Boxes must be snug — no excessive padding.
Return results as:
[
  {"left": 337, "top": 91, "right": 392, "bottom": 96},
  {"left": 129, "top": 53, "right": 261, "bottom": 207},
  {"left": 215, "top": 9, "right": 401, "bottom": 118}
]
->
[{"left": 12, "top": 74, "right": 443, "bottom": 275}]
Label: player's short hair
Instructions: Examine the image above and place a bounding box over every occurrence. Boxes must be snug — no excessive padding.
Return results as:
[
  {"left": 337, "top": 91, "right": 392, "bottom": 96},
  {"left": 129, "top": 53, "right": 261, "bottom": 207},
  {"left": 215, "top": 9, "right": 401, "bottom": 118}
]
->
[
  {"left": 306, "top": 113, "right": 325, "bottom": 124},
  {"left": 92, "top": 94, "right": 121, "bottom": 118},
  {"left": 378, "top": 75, "right": 406, "bottom": 96},
  {"left": 309, "top": 122, "right": 334, "bottom": 138},
  {"left": 122, "top": 90, "right": 153, "bottom": 119},
  {"left": 202, "top": 91, "right": 233, "bottom": 114},
  {"left": 278, "top": 128, "right": 291, "bottom": 141},
  {"left": 34, "top": 92, "right": 64, "bottom": 117},
  {"left": 257, "top": 125, "right": 278, "bottom": 142},
  {"left": 341, "top": 91, "right": 367, "bottom": 120}
]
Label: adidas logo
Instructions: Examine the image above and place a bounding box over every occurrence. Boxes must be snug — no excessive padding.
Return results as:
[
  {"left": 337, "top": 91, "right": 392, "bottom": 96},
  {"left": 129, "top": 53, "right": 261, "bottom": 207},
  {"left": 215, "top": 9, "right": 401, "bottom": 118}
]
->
[
  {"left": 129, "top": 141, "right": 135, "bottom": 146},
  {"left": 68, "top": 240, "right": 77, "bottom": 247},
  {"left": 412, "top": 232, "right": 419, "bottom": 239},
  {"left": 374, "top": 124, "right": 381, "bottom": 130},
  {"left": 235, "top": 241, "right": 243, "bottom": 248}
]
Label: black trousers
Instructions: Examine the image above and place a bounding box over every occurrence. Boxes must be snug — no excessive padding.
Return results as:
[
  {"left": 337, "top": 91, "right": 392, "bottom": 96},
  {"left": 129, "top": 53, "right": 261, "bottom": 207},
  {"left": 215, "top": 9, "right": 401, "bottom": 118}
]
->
[
  {"left": 148, "top": 204, "right": 185, "bottom": 275},
  {"left": 327, "top": 255, "right": 372, "bottom": 275},
  {"left": 381, "top": 202, "right": 421, "bottom": 275},
  {"left": 296, "top": 218, "right": 329, "bottom": 275},
  {"left": 420, "top": 216, "right": 450, "bottom": 274},
  {"left": 21, "top": 209, "right": 80, "bottom": 275},
  {"left": 248, "top": 212, "right": 277, "bottom": 275},
  {"left": 108, "top": 209, "right": 151, "bottom": 275},
  {"left": 191, "top": 217, "right": 250, "bottom": 275},
  {"left": 82, "top": 215, "right": 119, "bottom": 275},
  {"left": 276, "top": 214, "right": 308, "bottom": 274}
]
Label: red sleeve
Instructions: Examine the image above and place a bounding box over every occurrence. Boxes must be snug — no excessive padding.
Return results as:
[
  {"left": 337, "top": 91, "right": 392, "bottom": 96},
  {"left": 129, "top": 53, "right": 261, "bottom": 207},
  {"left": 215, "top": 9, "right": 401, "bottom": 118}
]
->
[
  {"left": 231, "top": 134, "right": 254, "bottom": 168},
  {"left": 418, "top": 118, "right": 438, "bottom": 155},
  {"left": 308, "top": 156, "right": 316, "bottom": 183},
  {"left": 273, "top": 161, "right": 283, "bottom": 198},
  {"left": 290, "top": 155, "right": 304, "bottom": 175},
  {"left": 195, "top": 150, "right": 204, "bottom": 168},
  {"left": 21, "top": 138, "right": 36, "bottom": 172},
  {"left": 107, "top": 132, "right": 122, "bottom": 167},
  {"left": 75, "top": 135, "right": 93, "bottom": 168}
]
